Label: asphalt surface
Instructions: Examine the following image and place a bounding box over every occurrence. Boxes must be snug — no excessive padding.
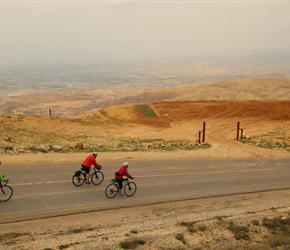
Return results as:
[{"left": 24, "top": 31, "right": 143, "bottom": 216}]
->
[{"left": 1, "top": 158, "right": 289, "bottom": 223}]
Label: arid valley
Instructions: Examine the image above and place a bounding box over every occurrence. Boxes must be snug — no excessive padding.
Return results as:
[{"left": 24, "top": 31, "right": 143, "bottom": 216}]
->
[{"left": 0, "top": 59, "right": 290, "bottom": 249}]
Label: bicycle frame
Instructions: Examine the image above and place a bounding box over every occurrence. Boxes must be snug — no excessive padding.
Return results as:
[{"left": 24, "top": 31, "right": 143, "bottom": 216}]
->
[
  {"left": 72, "top": 166, "right": 104, "bottom": 186},
  {"left": 105, "top": 177, "right": 137, "bottom": 198},
  {"left": 0, "top": 179, "right": 8, "bottom": 188}
]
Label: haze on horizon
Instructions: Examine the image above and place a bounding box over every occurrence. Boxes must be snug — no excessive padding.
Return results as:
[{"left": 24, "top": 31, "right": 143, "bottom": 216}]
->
[{"left": 1, "top": 1, "right": 290, "bottom": 64}]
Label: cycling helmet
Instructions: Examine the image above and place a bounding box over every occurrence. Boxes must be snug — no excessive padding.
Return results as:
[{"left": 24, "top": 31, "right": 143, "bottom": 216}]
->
[
  {"left": 123, "top": 162, "right": 129, "bottom": 167},
  {"left": 92, "top": 152, "right": 98, "bottom": 156}
]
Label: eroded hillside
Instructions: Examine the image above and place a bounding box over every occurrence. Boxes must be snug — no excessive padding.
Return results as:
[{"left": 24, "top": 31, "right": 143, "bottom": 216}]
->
[{"left": 85, "top": 100, "right": 290, "bottom": 125}]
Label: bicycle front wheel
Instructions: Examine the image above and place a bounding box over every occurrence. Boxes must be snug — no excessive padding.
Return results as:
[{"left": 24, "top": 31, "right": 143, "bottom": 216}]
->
[
  {"left": 0, "top": 185, "right": 13, "bottom": 202},
  {"left": 91, "top": 171, "right": 104, "bottom": 185},
  {"left": 72, "top": 173, "right": 86, "bottom": 186},
  {"left": 124, "top": 182, "right": 137, "bottom": 197},
  {"left": 105, "top": 183, "right": 118, "bottom": 199}
]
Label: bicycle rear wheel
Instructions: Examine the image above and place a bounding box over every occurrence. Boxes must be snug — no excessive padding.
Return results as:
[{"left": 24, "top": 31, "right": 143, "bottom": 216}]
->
[
  {"left": 124, "top": 182, "right": 137, "bottom": 197},
  {"left": 0, "top": 185, "right": 13, "bottom": 202},
  {"left": 105, "top": 183, "right": 118, "bottom": 199},
  {"left": 72, "top": 173, "right": 86, "bottom": 186},
  {"left": 91, "top": 171, "right": 104, "bottom": 185}
]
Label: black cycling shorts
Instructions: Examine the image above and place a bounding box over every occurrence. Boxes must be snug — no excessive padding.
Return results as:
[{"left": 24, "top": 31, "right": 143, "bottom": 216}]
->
[
  {"left": 81, "top": 165, "right": 90, "bottom": 174},
  {"left": 116, "top": 178, "right": 123, "bottom": 189}
]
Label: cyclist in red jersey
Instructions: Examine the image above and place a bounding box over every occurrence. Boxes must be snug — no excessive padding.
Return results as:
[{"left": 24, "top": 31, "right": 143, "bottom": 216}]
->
[
  {"left": 81, "top": 152, "right": 102, "bottom": 184},
  {"left": 114, "top": 162, "right": 134, "bottom": 196}
]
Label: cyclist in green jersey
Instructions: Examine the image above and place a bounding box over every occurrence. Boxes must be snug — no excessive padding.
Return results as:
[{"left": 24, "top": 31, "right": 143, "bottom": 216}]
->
[{"left": 0, "top": 160, "right": 4, "bottom": 182}]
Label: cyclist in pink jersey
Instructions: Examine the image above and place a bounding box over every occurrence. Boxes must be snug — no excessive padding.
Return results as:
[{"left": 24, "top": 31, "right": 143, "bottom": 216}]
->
[{"left": 114, "top": 162, "right": 134, "bottom": 196}]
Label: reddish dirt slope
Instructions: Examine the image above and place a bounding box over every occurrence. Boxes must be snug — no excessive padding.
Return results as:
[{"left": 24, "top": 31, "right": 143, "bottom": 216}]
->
[
  {"left": 95, "top": 100, "right": 290, "bottom": 127},
  {"left": 152, "top": 100, "right": 290, "bottom": 121}
]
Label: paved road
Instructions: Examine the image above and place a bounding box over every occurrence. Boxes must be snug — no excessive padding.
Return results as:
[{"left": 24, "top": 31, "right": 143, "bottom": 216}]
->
[{"left": 1, "top": 158, "right": 289, "bottom": 223}]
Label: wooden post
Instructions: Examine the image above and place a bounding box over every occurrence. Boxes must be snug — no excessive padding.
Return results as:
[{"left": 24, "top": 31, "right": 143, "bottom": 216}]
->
[
  {"left": 198, "top": 131, "right": 201, "bottom": 144},
  {"left": 49, "top": 109, "right": 52, "bottom": 117},
  {"left": 202, "top": 121, "right": 206, "bottom": 143},
  {"left": 236, "top": 122, "right": 240, "bottom": 141}
]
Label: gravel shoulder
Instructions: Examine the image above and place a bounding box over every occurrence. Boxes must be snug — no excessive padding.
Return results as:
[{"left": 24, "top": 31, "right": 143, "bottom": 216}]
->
[{"left": 1, "top": 187, "right": 290, "bottom": 250}]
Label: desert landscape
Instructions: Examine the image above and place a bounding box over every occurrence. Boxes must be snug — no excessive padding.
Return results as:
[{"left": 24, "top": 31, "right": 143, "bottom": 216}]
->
[
  {"left": 1, "top": 1, "right": 290, "bottom": 248},
  {"left": 0, "top": 63, "right": 290, "bottom": 249}
]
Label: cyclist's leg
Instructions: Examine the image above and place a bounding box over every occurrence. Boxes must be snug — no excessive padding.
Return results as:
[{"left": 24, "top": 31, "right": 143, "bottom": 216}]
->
[
  {"left": 81, "top": 165, "right": 91, "bottom": 183},
  {"left": 117, "top": 178, "right": 123, "bottom": 195}
]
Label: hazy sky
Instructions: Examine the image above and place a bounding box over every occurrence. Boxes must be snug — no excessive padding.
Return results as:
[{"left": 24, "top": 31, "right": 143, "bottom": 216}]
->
[{"left": 1, "top": 1, "right": 290, "bottom": 63}]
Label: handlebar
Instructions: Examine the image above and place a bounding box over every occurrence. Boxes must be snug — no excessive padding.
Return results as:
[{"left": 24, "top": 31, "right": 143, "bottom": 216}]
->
[
  {"left": 94, "top": 166, "right": 102, "bottom": 171},
  {"left": 122, "top": 177, "right": 135, "bottom": 181}
]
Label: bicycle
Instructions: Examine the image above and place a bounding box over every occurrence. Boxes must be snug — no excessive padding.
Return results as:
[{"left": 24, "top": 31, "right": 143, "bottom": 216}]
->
[
  {"left": 0, "top": 179, "right": 13, "bottom": 202},
  {"left": 105, "top": 178, "right": 137, "bottom": 198},
  {"left": 72, "top": 166, "right": 104, "bottom": 186}
]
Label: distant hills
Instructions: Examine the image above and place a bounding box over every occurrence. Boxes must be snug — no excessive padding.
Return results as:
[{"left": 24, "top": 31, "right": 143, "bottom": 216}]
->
[
  {"left": 1, "top": 51, "right": 290, "bottom": 91},
  {"left": 0, "top": 51, "right": 290, "bottom": 117}
]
